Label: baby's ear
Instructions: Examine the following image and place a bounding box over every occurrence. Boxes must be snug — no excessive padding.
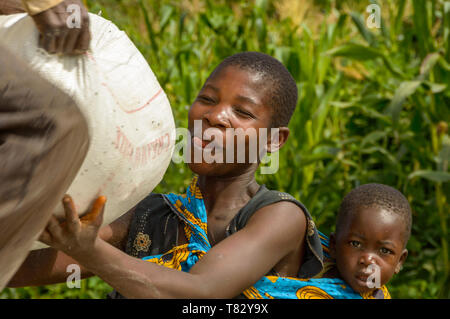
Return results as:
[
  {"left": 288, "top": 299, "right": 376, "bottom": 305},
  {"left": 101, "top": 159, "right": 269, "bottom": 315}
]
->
[
  {"left": 328, "top": 233, "right": 337, "bottom": 259},
  {"left": 395, "top": 249, "right": 408, "bottom": 274}
]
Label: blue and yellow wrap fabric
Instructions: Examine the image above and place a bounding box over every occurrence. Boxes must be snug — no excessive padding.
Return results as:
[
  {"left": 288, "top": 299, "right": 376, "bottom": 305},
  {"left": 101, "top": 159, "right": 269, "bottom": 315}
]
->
[{"left": 142, "top": 177, "right": 390, "bottom": 299}]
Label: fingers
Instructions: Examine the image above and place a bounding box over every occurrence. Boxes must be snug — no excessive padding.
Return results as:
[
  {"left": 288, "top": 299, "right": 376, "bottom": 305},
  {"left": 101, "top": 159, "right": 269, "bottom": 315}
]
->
[
  {"left": 55, "top": 29, "right": 69, "bottom": 54},
  {"left": 80, "top": 196, "right": 106, "bottom": 227},
  {"left": 39, "top": 32, "right": 57, "bottom": 54},
  {"left": 73, "top": 25, "right": 90, "bottom": 54},
  {"left": 39, "top": 194, "right": 80, "bottom": 246},
  {"left": 63, "top": 27, "right": 81, "bottom": 54},
  {"left": 63, "top": 195, "right": 80, "bottom": 233},
  {"left": 38, "top": 23, "right": 89, "bottom": 55},
  {"left": 32, "top": 0, "right": 90, "bottom": 55},
  {"left": 62, "top": 13, "right": 90, "bottom": 55},
  {"left": 44, "top": 215, "right": 63, "bottom": 240}
]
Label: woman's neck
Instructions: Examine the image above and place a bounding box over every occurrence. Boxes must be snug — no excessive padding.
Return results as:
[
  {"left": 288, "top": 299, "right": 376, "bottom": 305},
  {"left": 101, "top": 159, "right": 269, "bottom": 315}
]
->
[{"left": 197, "top": 167, "right": 260, "bottom": 217}]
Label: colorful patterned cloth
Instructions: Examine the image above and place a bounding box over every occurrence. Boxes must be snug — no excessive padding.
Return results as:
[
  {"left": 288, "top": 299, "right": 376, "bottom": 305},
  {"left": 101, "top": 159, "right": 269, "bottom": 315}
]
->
[{"left": 142, "top": 177, "right": 390, "bottom": 299}]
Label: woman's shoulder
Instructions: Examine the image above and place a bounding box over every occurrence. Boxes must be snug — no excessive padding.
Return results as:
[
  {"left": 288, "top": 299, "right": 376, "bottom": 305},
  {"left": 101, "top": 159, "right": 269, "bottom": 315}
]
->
[{"left": 227, "top": 186, "right": 325, "bottom": 279}]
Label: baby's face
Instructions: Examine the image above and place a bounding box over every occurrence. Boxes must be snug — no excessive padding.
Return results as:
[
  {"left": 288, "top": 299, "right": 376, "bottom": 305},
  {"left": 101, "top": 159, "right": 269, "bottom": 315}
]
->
[{"left": 331, "top": 206, "right": 408, "bottom": 294}]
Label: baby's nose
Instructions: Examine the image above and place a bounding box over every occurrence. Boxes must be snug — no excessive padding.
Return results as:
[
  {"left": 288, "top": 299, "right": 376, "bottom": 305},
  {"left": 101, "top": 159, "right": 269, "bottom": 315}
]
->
[{"left": 359, "top": 252, "right": 378, "bottom": 266}]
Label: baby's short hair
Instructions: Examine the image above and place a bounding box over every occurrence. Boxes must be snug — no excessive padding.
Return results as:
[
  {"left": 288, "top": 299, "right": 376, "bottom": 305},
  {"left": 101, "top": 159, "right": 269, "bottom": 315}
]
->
[
  {"left": 336, "top": 183, "right": 412, "bottom": 243},
  {"left": 209, "top": 51, "right": 298, "bottom": 127}
]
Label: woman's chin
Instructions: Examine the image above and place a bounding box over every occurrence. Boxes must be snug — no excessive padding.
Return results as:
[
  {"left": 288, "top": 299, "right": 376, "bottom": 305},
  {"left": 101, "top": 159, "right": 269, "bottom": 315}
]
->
[
  {"left": 187, "top": 161, "right": 223, "bottom": 176},
  {"left": 187, "top": 161, "right": 254, "bottom": 178}
]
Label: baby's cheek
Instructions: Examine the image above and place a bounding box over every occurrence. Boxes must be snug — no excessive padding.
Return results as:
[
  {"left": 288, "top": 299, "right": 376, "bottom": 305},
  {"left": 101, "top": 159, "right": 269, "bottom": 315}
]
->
[
  {"left": 379, "top": 264, "right": 396, "bottom": 286},
  {"left": 337, "top": 259, "right": 354, "bottom": 282}
]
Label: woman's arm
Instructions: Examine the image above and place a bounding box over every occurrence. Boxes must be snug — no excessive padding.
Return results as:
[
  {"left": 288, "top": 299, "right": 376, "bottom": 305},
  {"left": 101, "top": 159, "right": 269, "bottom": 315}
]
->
[
  {"left": 7, "top": 206, "right": 135, "bottom": 287},
  {"left": 43, "top": 199, "right": 307, "bottom": 298}
]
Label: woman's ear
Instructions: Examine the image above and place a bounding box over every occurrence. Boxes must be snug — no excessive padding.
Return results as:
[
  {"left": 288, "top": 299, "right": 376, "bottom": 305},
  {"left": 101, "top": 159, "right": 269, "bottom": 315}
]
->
[
  {"left": 266, "top": 127, "right": 290, "bottom": 153},
  {"left": 395, "top": 249, "right": 408, "bottom": 274},
  {"left": 329, "top": 232, "right": 337, "bottom": 260}
]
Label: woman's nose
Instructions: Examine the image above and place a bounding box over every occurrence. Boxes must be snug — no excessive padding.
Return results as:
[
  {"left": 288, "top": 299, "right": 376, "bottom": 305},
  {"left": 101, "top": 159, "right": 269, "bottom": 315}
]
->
[{"left": 203, "top": 104, "right": 232, "bottom": 129}]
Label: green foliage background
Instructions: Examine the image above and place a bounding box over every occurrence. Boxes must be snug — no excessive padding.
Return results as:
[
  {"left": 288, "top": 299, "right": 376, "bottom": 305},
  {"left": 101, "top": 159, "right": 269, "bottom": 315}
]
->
[{"left": 1, "top": 0, "right": 449, "bottom": 299}]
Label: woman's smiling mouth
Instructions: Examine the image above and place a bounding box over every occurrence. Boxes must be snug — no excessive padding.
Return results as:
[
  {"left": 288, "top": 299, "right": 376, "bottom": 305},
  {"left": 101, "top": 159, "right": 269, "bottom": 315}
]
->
[{"left": 192, "top": 136, "right": 209, "bottom": 149}]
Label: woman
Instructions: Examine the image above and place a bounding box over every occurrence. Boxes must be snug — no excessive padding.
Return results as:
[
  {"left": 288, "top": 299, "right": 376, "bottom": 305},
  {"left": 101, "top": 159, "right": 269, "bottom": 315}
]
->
[{"left": 8, "top": 52, "right": 324, "bottom": 298}]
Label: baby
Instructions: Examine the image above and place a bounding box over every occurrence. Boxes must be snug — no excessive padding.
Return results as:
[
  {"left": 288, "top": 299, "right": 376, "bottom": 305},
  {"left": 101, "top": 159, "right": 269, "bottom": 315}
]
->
[{"left": 326, "top": 183, "right": 411, "bottom": 298}]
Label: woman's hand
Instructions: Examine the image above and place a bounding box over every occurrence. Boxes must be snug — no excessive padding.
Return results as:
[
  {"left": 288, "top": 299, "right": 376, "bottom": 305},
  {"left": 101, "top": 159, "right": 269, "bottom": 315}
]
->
[{"left": 39, "top": 195, "right": 106, "bottom": 258}]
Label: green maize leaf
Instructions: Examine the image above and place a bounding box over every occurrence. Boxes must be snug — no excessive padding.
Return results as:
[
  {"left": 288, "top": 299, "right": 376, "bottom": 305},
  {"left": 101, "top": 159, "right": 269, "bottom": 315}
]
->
[
  {"left": 349, "top": 11, "right": 376, "bottom": 46},
  {"left": 361, "top": 130, "right": 387, "bottom": 147},
  {"left": 295, "top": 153, "right": 336, "bottom": 166},
  {"left": 438, "top": 57, "right": 450, "bottom": 72},
  {"left": 159, "top": 5, "right": 175, "bottom": 33},
  {"left": 422, "top": 81, "right": 447, "bottom": 94},
  {"left": 437, "top": 135, "right": 450, "bottom": 172},
  {"left": 178, "top": 11, "right": 187, "bottom": 42},
  {"left": 360, "top": 146, "right": 397, "bottom": 164},
  {"left": 199, "top": 13, "right": 217, "bottom": 33},
  {"left": 325, "top": 43, "right": 383, "bottom": 61},
  {"left": 385, "top": 80, "right": 422, "bottom": 124},
  {"left": 412, "top": 0, "right": 433, "bottom": 58},
  {"left": 255, "top": 17, "right": 267, "bottom": 48},
  {"left": 138, "top": 0, "right": 158, "bottom": 56},
  {"left": 419, "top": 52, "right": 441, "bottom": 79},
  {"left": 394, "top": 0, "right": 407, "bottom": 35},
  {"left": 329, "top": 12, "right": 347, "bottom": 45},
  {"left": 255, "top": 0, "right": 269, "bottom": 12},
  {"left": 325, "top": 44, "right": 405, "bottom": 77},
  {"left": 329, "top": 101, "right": 357, "bottom": 108},
  {"left": 312, "top": 75, "right": 342, "bottom": 142},
  {"left": 408, "top": 170, "right": 450, "bottom": 183},
  {"left": 287, "top": 50, "right": 301, "bottom": 81}
]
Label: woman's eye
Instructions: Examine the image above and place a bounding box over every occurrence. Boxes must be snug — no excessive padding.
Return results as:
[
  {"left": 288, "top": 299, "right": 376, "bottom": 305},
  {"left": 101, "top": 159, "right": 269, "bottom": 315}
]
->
[
  {"left": 234, "top": 108, "right": 254, "bottom": 119},
  {"left": 350, "top": 241, "right": 361, "bottom": 248},
  {"left": 197, "top": 95, "right": 215, "bottom": 104}
]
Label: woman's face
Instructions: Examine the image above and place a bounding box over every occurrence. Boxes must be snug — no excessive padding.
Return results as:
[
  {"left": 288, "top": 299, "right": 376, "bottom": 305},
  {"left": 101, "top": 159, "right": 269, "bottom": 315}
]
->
[{"left": 187, "top": 65, "right": 276, "bottom": 177}]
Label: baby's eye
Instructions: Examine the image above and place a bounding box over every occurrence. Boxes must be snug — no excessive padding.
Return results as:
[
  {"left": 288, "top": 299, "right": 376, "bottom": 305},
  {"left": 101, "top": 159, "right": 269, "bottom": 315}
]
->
[{"left": 349, "top": 240, "right": 361, "bottom": 248}]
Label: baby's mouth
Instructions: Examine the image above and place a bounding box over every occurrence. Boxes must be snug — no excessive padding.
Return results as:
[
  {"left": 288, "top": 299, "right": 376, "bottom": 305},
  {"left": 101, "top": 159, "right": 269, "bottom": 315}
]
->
[
  {"left": 355, "top": 274, "right": 369, "bottom": 284},
  {"left": 354, "top": 268, "right": 377, "bottom": 287}
]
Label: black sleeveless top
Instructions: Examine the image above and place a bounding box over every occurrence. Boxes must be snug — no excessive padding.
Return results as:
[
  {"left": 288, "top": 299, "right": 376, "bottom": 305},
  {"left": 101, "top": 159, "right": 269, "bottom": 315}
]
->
[{"left": 108, "top": 185, "right": 324, "bottom": 299}]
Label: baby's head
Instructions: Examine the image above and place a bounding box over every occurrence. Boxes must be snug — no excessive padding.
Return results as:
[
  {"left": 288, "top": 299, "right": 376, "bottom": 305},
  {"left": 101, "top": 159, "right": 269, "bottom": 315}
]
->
[{"left": 329, "top": 183, "right": 412, "bottom": 294}]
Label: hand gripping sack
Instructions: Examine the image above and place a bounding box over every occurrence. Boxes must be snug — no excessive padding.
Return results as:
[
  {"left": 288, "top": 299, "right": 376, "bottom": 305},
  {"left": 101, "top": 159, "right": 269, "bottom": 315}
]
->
[{"left": 0, "top": 13, "right": 176, "bottom": 251}]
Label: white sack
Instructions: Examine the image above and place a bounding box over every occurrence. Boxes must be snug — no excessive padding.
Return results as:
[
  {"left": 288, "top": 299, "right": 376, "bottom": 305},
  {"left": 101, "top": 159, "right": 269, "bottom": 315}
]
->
[{"left": 0, "top": 13, "right": 176, "bottom": 250}]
